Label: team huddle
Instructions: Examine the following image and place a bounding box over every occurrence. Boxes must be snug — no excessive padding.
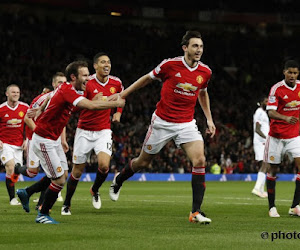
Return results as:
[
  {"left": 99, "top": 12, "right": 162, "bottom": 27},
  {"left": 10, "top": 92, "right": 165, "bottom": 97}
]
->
[{"left": 1, "top": 31, "right": 300, "bottom": 224}]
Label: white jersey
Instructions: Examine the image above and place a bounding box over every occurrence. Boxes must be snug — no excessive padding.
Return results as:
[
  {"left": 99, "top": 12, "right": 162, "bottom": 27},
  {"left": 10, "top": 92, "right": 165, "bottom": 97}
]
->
[{"left": 253, "top": 107, "right": 269, "bottom": 144}]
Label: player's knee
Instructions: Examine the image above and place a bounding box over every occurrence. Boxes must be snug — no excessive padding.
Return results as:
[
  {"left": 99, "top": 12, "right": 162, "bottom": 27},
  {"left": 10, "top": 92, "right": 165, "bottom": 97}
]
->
[
  {"left": 72, "top": 165, "right": 84, "bottom": 178},
  {"left": 98, "top": 164, "right": 109, "bottom": 173},
  {"left": 192, "top": 155, "right": 206, "bottom": 167}
]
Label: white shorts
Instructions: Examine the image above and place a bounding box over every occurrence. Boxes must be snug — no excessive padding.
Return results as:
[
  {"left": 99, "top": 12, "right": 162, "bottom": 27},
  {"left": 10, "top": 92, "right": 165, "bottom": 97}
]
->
[
  {"left": 264, "top": 136, "right": 300, "bottom": 164},
  {"left": 72, "top": 128, "right": 112, "bottom": 164},
  {"left": 0, "top": 143, "right": 23, "bottom": 165},
  {"left": 32, "top": 133, "right": 68, "bottom": 179},
  {"left": 253, "top": 141, "right": 265, "bottom": 161},
  {"left": 143, "top": 113, "right": 203, "bottom": 154},
  {"left": 26, "top": 139, "right": 40, "bottom": 169}
]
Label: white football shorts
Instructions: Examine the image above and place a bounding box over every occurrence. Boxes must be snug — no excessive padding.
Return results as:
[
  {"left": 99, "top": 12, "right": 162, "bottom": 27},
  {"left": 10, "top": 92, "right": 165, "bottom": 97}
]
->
[
  {"left": 32, "top": 133, "right": 68, "bottom": 179},
  {"left": 264, "top": 135, "right": 300, "bottom": 164},
  {"left": 143, "top": 112, "right": 203, "bottom": 154},
  {"left": 72, "top": 128, "right": 112, "bottom": 164},
  {"left": 253, "top": 141, "right": 265, "bottom": 161},
  {"left": 0, "top": 143, "right": 23, "bottom": 165},
  {"left": 26, "top": 139, "right": 40, "bottom": 169}
]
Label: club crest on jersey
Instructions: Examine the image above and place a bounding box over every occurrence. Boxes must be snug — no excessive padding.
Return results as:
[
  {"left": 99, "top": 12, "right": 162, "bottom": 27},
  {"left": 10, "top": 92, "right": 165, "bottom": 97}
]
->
[
  {"left": 18, "top": 111, "right": 24, "bottom": 117},
  {"left": 176, "top": 82, "right": 197, "bottom": 92},
  {"left": 110, "top": 87, "right": 116, "bottom": 94},
  {"left": 196, "top": 75, "right": 203, "bottom": 84}
]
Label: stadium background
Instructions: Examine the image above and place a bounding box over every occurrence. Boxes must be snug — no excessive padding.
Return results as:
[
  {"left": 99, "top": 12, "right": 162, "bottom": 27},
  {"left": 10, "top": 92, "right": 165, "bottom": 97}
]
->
[{"left": 1, "top": 0, "right": 300, "bottom": 176}]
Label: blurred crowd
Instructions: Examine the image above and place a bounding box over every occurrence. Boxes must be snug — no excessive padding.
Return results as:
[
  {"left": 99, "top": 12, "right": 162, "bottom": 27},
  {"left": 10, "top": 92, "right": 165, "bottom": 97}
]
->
[{"left": 1, "top": 7, "right": 299, "bottom": 174}]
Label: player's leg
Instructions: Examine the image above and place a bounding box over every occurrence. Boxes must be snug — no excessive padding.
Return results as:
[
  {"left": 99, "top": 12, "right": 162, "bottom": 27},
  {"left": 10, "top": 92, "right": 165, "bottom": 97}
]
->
[
  {"left": 90, "top": 152, "right": 110, "bottom": 209},
  {"left": 181, "top": 140, "right": 211, "bottom": 224},
  {"left": 32, "top": 134, "right": 66, "bottom": 223},
  {"left": 15, "top": 139, "right": 39, "bottom": 178},
  {"left": 62, "top": 128, "right": 92, "bottom": 213},
  {"left": 109, "top": 149, "right": 156, "bottom": 201},
  {"left": 252, "top": 161, "right": 268, "bottom": 198}
]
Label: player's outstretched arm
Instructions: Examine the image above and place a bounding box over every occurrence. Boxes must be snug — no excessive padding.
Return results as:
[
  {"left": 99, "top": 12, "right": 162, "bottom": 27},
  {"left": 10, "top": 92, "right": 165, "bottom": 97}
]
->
[
  {"left": 77, "top": 95, "right": 125, "bottom": 110},
  {"left": 120, "top": 74, "right": 153, "bottom": 99}
]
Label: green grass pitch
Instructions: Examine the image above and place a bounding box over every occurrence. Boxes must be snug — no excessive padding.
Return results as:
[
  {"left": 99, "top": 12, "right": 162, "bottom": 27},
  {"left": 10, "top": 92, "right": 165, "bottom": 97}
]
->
[{"left": 1, "top": 181, "right": 300, "bottom": 249}]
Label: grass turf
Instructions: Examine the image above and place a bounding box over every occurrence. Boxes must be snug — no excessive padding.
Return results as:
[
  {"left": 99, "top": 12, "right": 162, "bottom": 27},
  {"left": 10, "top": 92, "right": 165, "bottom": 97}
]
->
[{"left": 0, "top": 181, "right": 300, "bottom": 249}]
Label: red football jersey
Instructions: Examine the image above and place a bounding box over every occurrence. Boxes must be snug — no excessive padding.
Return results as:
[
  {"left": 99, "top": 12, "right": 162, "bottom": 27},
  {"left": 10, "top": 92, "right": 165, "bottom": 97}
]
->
[
  {"left": 77, "top": 74, "right": 123, "bottom": 131},
  {"left": 267, "top": 80, "right": 300, "bottom": 139},
  {"left": 34, "top": 82, "right": 85, "bottom": 140},
  {"left": 0, "top": 101, "right": 29, "bottom": 146},
  {"left": 25, "top": 92, "right": 51, "bottom": 140},
  {"left": 150, "top": 56, "right": 212, "bottom": 123}
]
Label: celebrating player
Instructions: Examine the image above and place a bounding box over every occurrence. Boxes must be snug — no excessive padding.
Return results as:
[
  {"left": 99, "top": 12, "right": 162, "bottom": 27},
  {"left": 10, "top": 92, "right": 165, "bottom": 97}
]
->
[
  {"left": 0, "top": 85, "right": 29, "bottom": 205},
  {"left": 109, "top": 30, "right": 215, "bottom": 224},
  {"left": 61, "top": 52, "right": 124, "bottom": 215},
  {"left": 265, "top": 60, "right": 300, "bottom": 217}
]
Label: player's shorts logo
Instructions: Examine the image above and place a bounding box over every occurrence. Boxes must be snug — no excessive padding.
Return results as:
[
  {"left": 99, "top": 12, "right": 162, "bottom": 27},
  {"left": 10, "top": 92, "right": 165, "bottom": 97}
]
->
[
  {"left": 269, "top": 156, "right": 275, "bottom": 161},
  {"left": 110, "top": 87, "right": 116, "bottom": 94},
  {"left": 73, "top": 155, "right": 77, "bottom": 161},
  {"left": 196, "top": 75, "right": 203, "bottom": 84},
  {"left": 1, "top": 156, "right": 5, "bottom": 161},
  {"left": 147, "top": 145, "right": 152, "bottom": 150},
  {"left": 57, "top": 166, "right": 62, "bottom": 173},
  {"left": 30, "top": 160, "right": 35, "bottom": 166}
]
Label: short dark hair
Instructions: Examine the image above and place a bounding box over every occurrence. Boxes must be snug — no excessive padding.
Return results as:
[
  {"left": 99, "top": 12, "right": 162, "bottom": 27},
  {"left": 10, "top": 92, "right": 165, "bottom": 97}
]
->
[
  {"left": 181, "top": 30, "right": 202, "bottom": 46},
  {"left": 284, "top": 60, "right": 299, "bottom": 70},
  {"left": 52, "top": 72, "right": 65, "bottom": 82},
  {"left": 93, "top": 52, "right": 109, "bottom": 64},
  {"left": 65, "top": 61, "right": 88, "bottom": 82}
]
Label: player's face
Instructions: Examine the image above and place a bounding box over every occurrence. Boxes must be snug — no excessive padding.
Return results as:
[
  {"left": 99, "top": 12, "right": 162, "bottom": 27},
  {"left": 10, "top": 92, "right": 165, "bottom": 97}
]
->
[
  {"left": 183, "top": 38, "right": 203, "bottom": 62},
  {"left": 52, "top": 76, "right": 66, "bottom": 89},
  {"left": 283, "top": 67, "right": 299, "bottom": 86},
  {"left": 6, "top": 86, "right": 20, "bottom": 102},
  {"left": 76, "top": 67, "right": 90, "bottom": 91},
  {"left": 94, "top": 55, "right": 111, "bottom": 77}
]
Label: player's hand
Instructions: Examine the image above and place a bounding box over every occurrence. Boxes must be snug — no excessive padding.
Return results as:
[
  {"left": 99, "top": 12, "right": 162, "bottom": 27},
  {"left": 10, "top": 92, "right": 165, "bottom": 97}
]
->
[
  {"left": 285, "top": 116, "right": 299, "bottom": 124},
  {"left": 108, "top": 93, "right": 119, "bottom": 101},
  {"left": 26, "top": 107, "right": 38, "bottom": 118},
  {"left": 61, "top": 141, "right": 69, "bottom": 153},
  {"left": 116, "top": 94, "right": 125, "bottom": 108},
  {"left": 206, "top": 120, "right": 216, "bottom": 138},
  {"left": 0, "top": 140, "right": 3, "bottom": 150},
  {"left": 112, "top": 112, "right": 121, "bottom": 123},
  {"left": 92, "top": 92, "right": 103, "bottom": 101}
]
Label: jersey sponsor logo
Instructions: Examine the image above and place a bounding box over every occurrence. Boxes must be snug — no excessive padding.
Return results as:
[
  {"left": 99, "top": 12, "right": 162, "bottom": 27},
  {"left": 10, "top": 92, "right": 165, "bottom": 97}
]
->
[
  {"left": 4, "top": 114, "right": 9, "bottom": 117},
  {"left": 7, "top": 118, "right": 22, "bottom": 125},
  {"left": 18, "top": 111, "right": 24, "bottom": 117},
  {"left": 110, "top": 87, "right": 116, "bottom": 94},
  {"left": 57, "top": 166, "right": 62, "bottom": 173},
  {"left": 196, "top": 75, "right": 203, "bottom": 84},
  {"left": 285, "top": 100, "right": 300, "bottom": 108},
  {"left": 93, "top": 89, "right": 99, "bottom": 93},
  {"left": 176, "top": 82, "right": 197, "bottom": 92},
  {"left": 268, "top": 96, "right": 276, "bottom": 103},
  {"left": 175, "top": 72, "right": 181, "bottom": 77},
  {"left": 283, "top": 95, "right": 289, "bottom": 99}
]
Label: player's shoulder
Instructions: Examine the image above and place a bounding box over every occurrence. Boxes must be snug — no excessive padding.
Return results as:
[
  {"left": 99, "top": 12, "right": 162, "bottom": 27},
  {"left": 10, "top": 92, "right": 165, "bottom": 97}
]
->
[
  {"left": 270, "top": 80, "right": 285, "bottom": 94},
  {"left": 159, "top": 56, "right": 182, "bottom": 67},
  {"left": 198, "top": 61, "right": 212, "bottom": 73},
  {"left": 0, "top": 101, "right": 7, "bottom": 109},
  {"left": 108, "top": 75, "right": 122, "bottom": 84},
  {"left": 18, "top": 101, "right": 29, "bottom": 107}
]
